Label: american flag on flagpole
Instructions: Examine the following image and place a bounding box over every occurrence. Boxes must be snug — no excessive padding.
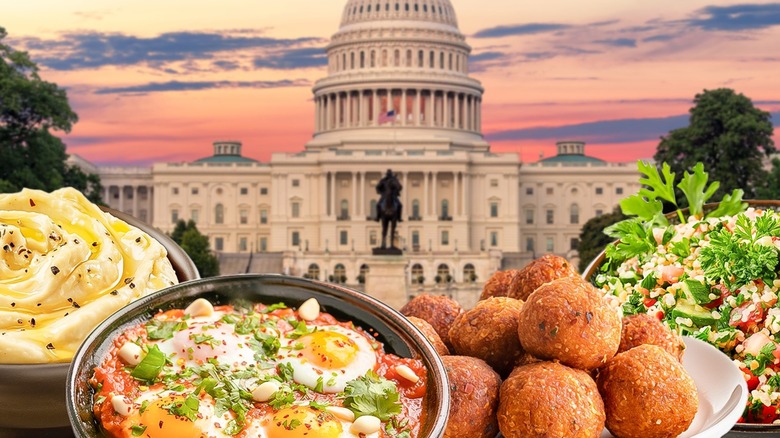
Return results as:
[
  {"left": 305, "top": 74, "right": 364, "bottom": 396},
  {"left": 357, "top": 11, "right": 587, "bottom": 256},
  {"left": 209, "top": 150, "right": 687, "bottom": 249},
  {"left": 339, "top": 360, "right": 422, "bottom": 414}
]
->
[{"left": 378, "top": 109, "right": 397, "bottom": 124}]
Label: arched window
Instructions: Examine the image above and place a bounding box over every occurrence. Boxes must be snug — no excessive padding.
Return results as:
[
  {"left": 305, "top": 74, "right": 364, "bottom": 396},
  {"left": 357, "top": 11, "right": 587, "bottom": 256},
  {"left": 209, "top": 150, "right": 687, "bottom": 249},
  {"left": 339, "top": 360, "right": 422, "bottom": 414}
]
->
[
  {"left": 570, "top": 204, "right": 580, "bottom": 224},
  {"left": 342, "top": 53, "right": 346, "bottom": 71},
  {"left": 360, "top": 264, "right": 370, "bottom": 275},
  {"left": 463, "top": 263, "right": 476, "bottom": 282},
  {"left": 340, "top": 199, "right": 349, "bottom": 219},
  {"left": 411, "top": 263, "right": 424, "bottom": 284},
  {"left": 405, "top": 2, "right": 409, "bottom": 11},
  {"left": 448, "top": 53, "right": 452, "bottom": 70},
  {"left": 396, "top": 2, "right": 400, "bottom": 11},
  {"left": 406, "top": 49, "right": 412, "bottom": 66},
  {"left": 436, "top": 263, "right": 450, "bottom": 283},
  {"left": 370, "top": 50, "right": 376, "bottom": 67},
  {"left": 441, "top": 199, "right": 449, "bottom": 219},
  {"left": 360, "top": 51, "right": 365, "bottom": 68},
  {"left": 350, "top": 52, "right": 355, "bottom": 69},
  {"left": 429, "top": 50, "right": 434, "bottom": 68},
  {"left": 215, "top": 203, "right": 224, "bottom": 224},
  {"left": 412, "top": 199, "right": 420, "bottom": 218},
  {"left": 367, "top": 4, "right": 371, "bottom": 12},
  {"left": 382, "top": 49, "right": 388, "bottom": 66},
  {"left": 307, "top": 263, "right": 320, "bottom": 280},
  {"left": 394, "top": 49, "right": 400, "bottom": 67},
  {"left": 333, "top": 264, "right": 346, "bottom": 283},
  {"left": 418, "top": 50, "right": 424, "bottom": 67},
  {"left": 439, "top": 52, "right": 444, "bottom": 69}
]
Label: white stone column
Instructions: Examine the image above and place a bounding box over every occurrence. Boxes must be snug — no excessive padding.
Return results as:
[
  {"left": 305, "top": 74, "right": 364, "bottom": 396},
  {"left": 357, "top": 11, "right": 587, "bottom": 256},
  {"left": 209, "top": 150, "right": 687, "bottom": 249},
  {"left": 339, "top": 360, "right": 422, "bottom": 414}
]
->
[
  {"left": 336, "top": 93, "right": 342, "bottom": 128},
  {"left": 462, "top": 173, "right": 468, "bottom": 215},
  {"left": 401, "top": 89, "right": 407, "bottom": 126},
  {"left": 351, "top": 171, "right": 357, "bottom": 218},
  {"left": 427, "top": 90, "right": 434, "bottom": 127},
  {"left": 330, "top": 172, "right": 336, "bottom": 217},
  {"left": 372, "top": 89, "right": 379, "bottom": 126},
  {"left": 321, "top": 172, "right": 328, "bottom": 219},
  {"left": 454, "top": 94, "right": 460, "bottom": 129},
  {"left": 414, "top": 90, "right": 421, "bottom": 126},
  {"left": 346, "top": 92, "right": 352, "bottom": 127},
  {"left": 360, "top": 172, "right": 366, "bottom": 217},
  {"left": 454, "top": 172, "right": 459, "bottom": 217},
  {"left": 465, "top": 96, "right": 471, "bottom": 131},
  {"left": 118, "top": 186, "right": 124, "bottom": 211},
  {"left": 477, "top": 98, "right": 481, "bottom": 133},
  {"left": 443, "top": 92, "right": 449, "bottom": 128},
  {"left": 326, "top": 94, "right": 332, "bottom": 130},
  {"left": 424, "top": 172, "right": 429, "bottom": 216},
  {"left": 432, "top": 173, "right": 438, "bottom": 217},
  {"left": 132, "top": 186, "right": 139, "bottom": 217}
]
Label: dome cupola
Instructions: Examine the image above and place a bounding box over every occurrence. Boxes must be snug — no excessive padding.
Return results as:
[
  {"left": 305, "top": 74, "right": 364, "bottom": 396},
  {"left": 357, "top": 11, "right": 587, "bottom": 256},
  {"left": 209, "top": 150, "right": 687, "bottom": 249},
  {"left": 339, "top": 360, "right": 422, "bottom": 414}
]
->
[{"left": 340, "top": 0, "right": 460, "bottom": 29}]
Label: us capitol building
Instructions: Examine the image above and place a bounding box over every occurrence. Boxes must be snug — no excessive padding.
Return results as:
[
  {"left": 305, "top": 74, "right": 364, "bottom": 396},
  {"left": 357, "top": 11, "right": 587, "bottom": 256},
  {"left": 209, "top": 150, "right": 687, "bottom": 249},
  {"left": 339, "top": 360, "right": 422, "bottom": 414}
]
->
[{"left": 74, "top": 0, "right": 640, "bottom": 308}]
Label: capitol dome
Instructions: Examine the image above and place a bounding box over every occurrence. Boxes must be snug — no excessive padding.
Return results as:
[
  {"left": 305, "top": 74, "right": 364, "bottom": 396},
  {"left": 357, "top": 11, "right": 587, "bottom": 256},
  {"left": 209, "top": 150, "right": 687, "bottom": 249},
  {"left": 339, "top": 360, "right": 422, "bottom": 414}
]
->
[{"left": 307, "top": 0, "right": 487, "bottom": 151}]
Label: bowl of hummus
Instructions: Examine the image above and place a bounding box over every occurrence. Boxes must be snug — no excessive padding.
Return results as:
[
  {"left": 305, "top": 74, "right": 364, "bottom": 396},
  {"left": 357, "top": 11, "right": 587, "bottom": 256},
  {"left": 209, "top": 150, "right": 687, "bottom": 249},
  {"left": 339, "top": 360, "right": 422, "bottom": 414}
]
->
[{"left": 0, "top": 187, "right": 198, "bottom": 433}]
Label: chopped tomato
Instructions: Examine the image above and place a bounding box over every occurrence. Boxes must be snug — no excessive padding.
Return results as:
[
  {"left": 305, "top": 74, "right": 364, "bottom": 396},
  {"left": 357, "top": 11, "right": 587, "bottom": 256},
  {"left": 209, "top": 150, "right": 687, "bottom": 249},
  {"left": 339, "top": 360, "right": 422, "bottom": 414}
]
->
[
  {"left": 660, "top": 265, "right": 684, "bottom": 284},
  {"left": 730, "top": 302, "right": 765, "bottom": 333},
  {"left": 643, "top": 298, "right": 657, "bottom": 307},
  {"left": 704, "top": 284, "right": 731, "bottom": 309},
  {"left": 749, "top": 404, "right": 780, "bottom": 423},
  {"left": 741, "top": 366, "right": 760, "bottom": 391}
]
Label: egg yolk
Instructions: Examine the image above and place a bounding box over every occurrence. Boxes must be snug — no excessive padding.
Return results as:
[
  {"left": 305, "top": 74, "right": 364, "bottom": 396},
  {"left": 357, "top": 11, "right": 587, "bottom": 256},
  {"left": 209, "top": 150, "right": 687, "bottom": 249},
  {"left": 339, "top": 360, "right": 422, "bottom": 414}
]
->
[
  {"left": 267, "top": 406, "right": 342, "bottom": 438},
  {"left": 299, "top": 330, "right": 358, "bottom": 369},
  {"left": 139, "top": 397, "right": 203, "bottom": 438}
]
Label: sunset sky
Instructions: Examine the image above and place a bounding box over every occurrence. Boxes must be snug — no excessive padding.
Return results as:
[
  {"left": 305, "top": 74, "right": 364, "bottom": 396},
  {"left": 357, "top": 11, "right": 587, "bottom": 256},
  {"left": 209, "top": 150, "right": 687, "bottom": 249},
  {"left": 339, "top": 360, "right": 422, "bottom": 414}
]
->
[{"left": 4, "top": 0, "right": 780, "bottom": 165}]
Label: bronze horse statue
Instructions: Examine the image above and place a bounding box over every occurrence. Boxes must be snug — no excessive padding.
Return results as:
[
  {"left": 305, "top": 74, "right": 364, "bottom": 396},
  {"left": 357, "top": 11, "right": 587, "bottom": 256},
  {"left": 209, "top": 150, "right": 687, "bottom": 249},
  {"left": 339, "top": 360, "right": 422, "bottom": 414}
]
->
[{"left": 375, "top": 169, "right": 403, "bottom": 249}]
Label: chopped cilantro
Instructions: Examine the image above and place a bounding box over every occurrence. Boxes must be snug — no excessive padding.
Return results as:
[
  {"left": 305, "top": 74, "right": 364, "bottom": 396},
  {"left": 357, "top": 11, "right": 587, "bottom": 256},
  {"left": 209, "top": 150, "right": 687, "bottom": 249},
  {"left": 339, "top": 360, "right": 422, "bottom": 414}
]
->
[
  {"left": 145, "top": 319, "right": 188, "bottom": 340},
  {"left": 343, "top": 370, "right": 402, "bottom": 421},
  {"left": 130, "top": 345, "right": 166, "bottom": 382},
  {"left": 130, "top": 425, "right": 147, "bottom": 436},
  {"left": 260, "top": 302, "right": 288, "bottom": 313}
]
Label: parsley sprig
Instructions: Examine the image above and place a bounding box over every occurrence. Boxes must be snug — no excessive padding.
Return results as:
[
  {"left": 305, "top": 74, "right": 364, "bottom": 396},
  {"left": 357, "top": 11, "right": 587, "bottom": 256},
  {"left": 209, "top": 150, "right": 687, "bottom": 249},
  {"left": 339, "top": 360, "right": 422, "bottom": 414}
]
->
[{"left": 343, "top": 370, "right": 402, "bottom": 421}]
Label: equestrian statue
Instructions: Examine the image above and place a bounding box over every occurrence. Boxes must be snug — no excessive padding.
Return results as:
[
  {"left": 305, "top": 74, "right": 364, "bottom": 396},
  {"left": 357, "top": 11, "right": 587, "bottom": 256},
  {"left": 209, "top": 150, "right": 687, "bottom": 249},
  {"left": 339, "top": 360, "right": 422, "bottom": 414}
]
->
[{"left": 374, "top": 169, "right": 403, "bottom": 252}]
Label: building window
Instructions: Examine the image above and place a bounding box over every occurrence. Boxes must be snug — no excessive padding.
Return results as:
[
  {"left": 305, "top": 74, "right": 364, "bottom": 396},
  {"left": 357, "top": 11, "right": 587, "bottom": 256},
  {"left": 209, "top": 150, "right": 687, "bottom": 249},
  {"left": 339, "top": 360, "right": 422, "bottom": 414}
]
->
[
  {"left": 215, "top": 237, "right": 224, "bottom": 251},
  {"left": 526, "top": 237, "right": 535, "bottom": 252},
  {"left": 307, "top": 263, "right": 320, "bottom": 280},
  {"left": 139, "top": 210, "right": 148, "bottom": 222},
  {"left": 171, "top": 209, "right": 179, "bottom": 224},
  {"left": 441, "top": 199, "right": 449, "bottom": 219},
  {"left": 333, "top": 264, "right": 346, "bottom": 283},
  {"left": 190, "top": 209, "right": 199, "bottom": 223},
  {"left": 570, "top": 204, "right": 579, "bottom": 224},
  {"left": 191, "top": 187, "right": 199, "bottom": 195},
  {"left": 570, "top": 238, "right": 580, "bottom": 251},
  {"left": 369, "top": 200, "right": 378, "bottom": 220},
  {"left": 490, "top": 231, "right": 498, "bottom": 247},
  {"left": 490, "top": 179, "right": 498, "bottom": 187},
  {"left": 546, "top": 237, "right": 554, "bottom": 252},
  {"left": 463, "top": 263, "right": 476, "bottom": 282},
  {"left": 291, "top": 201, "right": 300, "bottom": 218},
  {"left": 526, "top": 187, "right": 533, "bottom": 195},
  {"left": 259, "top": 237, "right": 268, "bottom": 252},
  {"left": 595, "top": 209, "right": 604, "bottom": 216},
  {"left": 340, "top": 199, "right": 349, "bottom": 219},
  {"left": 412, "top": 199, "right": 420, "bottom": 219},
  {"left": 369, "top": 230, "right": 377, "bottom": 246},
  {"left": 616, "top": 187, "right": 624, "bottom": 195},
  {"left": 240, "top": 208, "right": 249, "bottom": 225},
  {"left": 292, "top": 179, "right": 300, "bottom": 187},
  {"left": 240, "top": 187, "right": 248, "bottom": 195},
  {"left": 216, "top": 188, "right": 223, "bottom": 195},
  {"left": 239, "top": 237, "right": 248, "bottom": 252},
  {"left": 172, "top": 187, "right": 179, "bottom": 195},
  {"left": 291, "top": 231, "right": 300, "bottom": 247},
  {"left": 340, "top": 230, "right": 348, "bottom": 245},
  {"left": 436, "top": 264, "right": 450, "bottom": 282},
  {"left": 215, "top": 204, "right": 224, "bottom": 224},
  {"left": 525, "top": 209, "right": 534, "bottom": 225},
  {"left": 441, "top": 230, "right": 449, "bottom": 245},
  {"left": 546, "top": 187, "right": 554, "bottom": 195},
  {"left": 596, "top": 187, "right": 603, "bottom": 195},
  {"left": 411, "top": 263, "right": 424, "bottom": 284},
  {"left": 490, "top": 202, "right": 499, "bottom": 218},
  {"left": 546, "top": 209, "right": 554, "bottom": 224},
  {"left": 411, "top": 230, "right": 420, "bottom": 249},
  {"left": 260, "top": 187, "right": 268, "bottom": 195}
]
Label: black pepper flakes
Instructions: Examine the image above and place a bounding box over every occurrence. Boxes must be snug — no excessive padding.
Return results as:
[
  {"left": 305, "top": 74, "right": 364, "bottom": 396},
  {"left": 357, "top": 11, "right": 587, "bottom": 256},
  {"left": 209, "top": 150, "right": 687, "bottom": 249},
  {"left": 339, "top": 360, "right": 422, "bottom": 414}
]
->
[
  {"left": 72, "top": 301, "right": 81, "bottom": 309},
  {"left": 129, "top": 283, "right": 136, "bottom": 289},
  {"left": 30, "top": 318, "right": 36, "bottom": 327},
  {"left": 74, "top": 238, "right": 79, "bottom": 245},
  {"left": 124, "top": 277, "right": 134, "bottom": 285},
  {"left": 92, "top": 242, "right": 98, "bottom": 247},
  {"left": 110, "top": 290, "right": 118, "bottom": 295},
  {"left": 67, "top": 298, "right": 73, "bottom": 303},
  {"left": 586, "top": 311, "right": 593, "bottom": 323},
  {"left": 135, "top": 237, "right": 141, "bottom": 243},
  {"left": 51, "top": 266, "right": 60, "bottom": 275},
  {"left": 36, "top": 303, "right": 41, "bottom": 307},
  {"left": 46, "top": 343, "right": 54, "bottom": 350},
  {"left": 10, "top": 302, "right": 15, "bottom": 307},
  {"left": 29, "top": 199, "right": 36, "bottom": 207}
]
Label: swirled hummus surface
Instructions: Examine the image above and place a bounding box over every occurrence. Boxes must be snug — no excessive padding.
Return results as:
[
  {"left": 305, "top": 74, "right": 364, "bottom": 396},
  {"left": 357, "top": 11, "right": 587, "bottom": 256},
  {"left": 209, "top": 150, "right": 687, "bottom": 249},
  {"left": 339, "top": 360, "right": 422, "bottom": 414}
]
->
[{"left": 0, "top": 187, "right": 178, "bottom": 363}]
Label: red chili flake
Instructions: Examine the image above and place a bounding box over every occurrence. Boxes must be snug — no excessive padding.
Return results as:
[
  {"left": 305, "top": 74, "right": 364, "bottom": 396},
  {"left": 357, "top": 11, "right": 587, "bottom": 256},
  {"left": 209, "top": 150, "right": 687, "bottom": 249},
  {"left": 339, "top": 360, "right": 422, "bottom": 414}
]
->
[
  {"left": 29, "top": 199, "right": 35, "bottom": 207},
  {"left": 46, "top": 343, "right": 54, "bottom": 350},
  {"left": 51, "top": 266, "right": 60, "bottom": 275}
]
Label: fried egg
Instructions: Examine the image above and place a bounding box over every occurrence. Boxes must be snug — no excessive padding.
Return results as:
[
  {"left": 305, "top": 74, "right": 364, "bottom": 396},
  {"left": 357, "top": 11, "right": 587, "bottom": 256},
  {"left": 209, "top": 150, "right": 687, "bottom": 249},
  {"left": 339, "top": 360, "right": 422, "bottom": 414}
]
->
[
  {"left": 155, "top": 313, "right": 256, "bottom": 367},
  {"left": 122, "top": 390, "right": 235, "bottom": 438},
  {"left": 278, "top": 324, "right": 377, "bottom": 393},
  {"left": 241, "top": 405, "right": 380, "bottom": 438}
]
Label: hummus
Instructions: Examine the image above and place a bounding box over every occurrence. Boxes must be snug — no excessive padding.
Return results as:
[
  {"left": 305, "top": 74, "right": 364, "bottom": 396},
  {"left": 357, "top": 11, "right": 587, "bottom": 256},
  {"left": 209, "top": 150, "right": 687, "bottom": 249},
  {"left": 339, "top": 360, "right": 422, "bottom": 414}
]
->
[{"left": 0, "top": 188, "right": 178, "bottom": 363}]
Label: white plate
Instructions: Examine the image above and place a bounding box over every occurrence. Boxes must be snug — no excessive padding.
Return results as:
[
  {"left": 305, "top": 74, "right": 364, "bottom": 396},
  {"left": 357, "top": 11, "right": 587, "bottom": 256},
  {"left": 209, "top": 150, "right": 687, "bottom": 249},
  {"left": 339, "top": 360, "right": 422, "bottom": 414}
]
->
[{"left": 600, "top": 337, "right": 748, "bottom": 438}]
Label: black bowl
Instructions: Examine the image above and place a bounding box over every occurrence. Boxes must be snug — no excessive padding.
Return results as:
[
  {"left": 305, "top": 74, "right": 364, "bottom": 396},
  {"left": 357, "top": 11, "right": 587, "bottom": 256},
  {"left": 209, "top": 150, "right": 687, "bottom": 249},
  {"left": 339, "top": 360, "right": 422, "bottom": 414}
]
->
[
  {"left": 67, "top": 274, "right": 450, "bottom": 437},
  {"left": 582, "top": 200, "right": 780, "bottom": 436}
]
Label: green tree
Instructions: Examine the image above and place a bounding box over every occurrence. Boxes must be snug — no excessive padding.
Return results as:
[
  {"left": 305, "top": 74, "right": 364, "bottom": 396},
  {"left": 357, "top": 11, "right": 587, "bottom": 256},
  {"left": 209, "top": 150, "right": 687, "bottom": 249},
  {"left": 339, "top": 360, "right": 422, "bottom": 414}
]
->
[
  {"left": 756, "top": 157, "right": 780, "bottom": 200},
  {"left": 169, "top": 220, "right": 220, "bottom": 278},
  {"left": 577, "top": 208, "right": 627, "bottom": 273},
  {"left": 0, "top": 27, "right": 102, "bottom": 203},
  {"left": 654, "top": 88, "right": 775, "bottom": 202}
]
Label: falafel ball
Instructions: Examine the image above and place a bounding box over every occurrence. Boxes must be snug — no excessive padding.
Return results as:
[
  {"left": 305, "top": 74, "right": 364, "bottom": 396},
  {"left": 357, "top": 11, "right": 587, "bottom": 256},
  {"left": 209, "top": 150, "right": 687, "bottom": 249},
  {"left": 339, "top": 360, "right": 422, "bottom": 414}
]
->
[
  {"left": 400, "top": 294, "right": 463, "bottom": 350},
  {"left": 498, "top": 361, "right": 605, "bottom": 438},
  {"left": 619, "top": 313, "right": 685, "bottom": 361},
  {"left": 448, "top": 297, "right": 525, "bottom": 377},
  {"left": 406, "top": 316, "right": 450, "bottom": 356},
  {"left": 442, "top": 356, "right": 501, "bottom": 438},
  {"left": 517, "top": 276, "right": 620, "bottom": 370},
  {"left": 598, "top": 344, "right": 698, "bottom": 438},
  {"left": 479, "top": 269, "right": 521, "bottom": 300},
  {"left": 508, "top": 254, "right": 578, "bottom": 301}
]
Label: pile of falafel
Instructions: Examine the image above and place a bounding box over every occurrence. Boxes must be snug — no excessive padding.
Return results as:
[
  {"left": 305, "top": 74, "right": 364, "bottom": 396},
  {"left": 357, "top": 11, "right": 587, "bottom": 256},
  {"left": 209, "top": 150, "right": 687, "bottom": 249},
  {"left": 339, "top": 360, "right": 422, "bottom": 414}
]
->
[{"left": 400, "top": 254, "right": 698, "bottom": 438}]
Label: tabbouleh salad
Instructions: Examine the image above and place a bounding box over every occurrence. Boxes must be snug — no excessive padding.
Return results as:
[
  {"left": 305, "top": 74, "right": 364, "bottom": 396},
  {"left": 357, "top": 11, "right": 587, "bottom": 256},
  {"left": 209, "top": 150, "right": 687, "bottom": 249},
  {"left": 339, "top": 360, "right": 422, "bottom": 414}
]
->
[{"left": 593, "top": 161, "right": 780, "bottom": 424}]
